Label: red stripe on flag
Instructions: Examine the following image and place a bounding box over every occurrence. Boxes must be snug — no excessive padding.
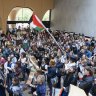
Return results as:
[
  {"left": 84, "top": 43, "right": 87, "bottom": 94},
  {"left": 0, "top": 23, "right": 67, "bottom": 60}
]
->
[{"left": 32, "top": 15, "right": 43, "bottom": 28}]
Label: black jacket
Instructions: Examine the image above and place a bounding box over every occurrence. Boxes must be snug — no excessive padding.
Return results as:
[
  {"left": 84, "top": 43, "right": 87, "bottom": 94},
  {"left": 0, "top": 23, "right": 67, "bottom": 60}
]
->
[
  {"left": 63, "top": 72, "right": 78, "bottom": 87},
  {"left": 89, "top": 84, "right": 96, "bottom": 96},
  {"left": 79, "top": 75, "right": 94, "bottom": 94}
]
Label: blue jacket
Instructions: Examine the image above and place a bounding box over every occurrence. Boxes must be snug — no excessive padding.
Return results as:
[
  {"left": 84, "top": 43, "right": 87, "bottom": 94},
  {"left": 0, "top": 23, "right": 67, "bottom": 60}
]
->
[
  {"left": 36, "top": 83, "right": 46, "bottom": 96},
  {"left": 85, "top": 50, "right": 92, "bottom": 58},
  {"left": 47, "top": 67, "right": 56, "bottom": 79},
  {"left": 56, "top": 62, "right": 63, "bottom": 68},
  {"left": 56, "top": 62, "right": 64, "bottom": 77}
]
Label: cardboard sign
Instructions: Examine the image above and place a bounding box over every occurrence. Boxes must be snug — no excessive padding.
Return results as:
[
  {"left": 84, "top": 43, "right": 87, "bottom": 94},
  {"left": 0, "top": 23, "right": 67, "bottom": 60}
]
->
[{"left": 68, "top": 84, "right": 87, "bottom": 96}]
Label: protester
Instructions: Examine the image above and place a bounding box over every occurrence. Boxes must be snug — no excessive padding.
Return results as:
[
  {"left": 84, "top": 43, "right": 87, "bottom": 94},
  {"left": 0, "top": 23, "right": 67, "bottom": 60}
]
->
[
  {"left": 78, "top": 67, "right": 94, "bottom": 95},
  {"left": 0, "top": 63, "right": 6, "bottom": 96},
  {"left": 36, "top": 75, "right": 46, "bottom": 96},
  {"left": 89, "top": 78, "right": 96, "bottom": 96},
  {"left": 7, "top": 77, "right": 25, "bottom": 96},
  {"left": 0, "top": 28, "right": 96, "bottom": 96}
]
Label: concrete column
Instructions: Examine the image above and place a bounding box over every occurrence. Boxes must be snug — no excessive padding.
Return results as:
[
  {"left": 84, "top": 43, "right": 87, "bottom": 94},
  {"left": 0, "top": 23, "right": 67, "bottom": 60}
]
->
[{"left": 51, "top": 0, "right": 96, "bottom": 37}]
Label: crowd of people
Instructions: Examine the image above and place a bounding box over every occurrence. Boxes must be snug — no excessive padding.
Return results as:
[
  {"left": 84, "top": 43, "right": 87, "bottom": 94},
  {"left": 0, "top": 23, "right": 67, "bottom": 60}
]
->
[{"left": 0, "top": 29, "right": 96, "bottom": 96}]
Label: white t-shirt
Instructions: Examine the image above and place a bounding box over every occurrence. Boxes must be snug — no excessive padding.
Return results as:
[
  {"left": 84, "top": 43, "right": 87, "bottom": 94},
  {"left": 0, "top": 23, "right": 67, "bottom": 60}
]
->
[
  {"left": 4, "top": 62, "right": 15, "bottom": 74},
  {"left": 60, "top": 55, "right": 66, "bottom": 63},
  {"left": 21, "top": 58, "right": 26, "bottom": 64},
  {"left": 10, "top": 84, "right": 24, "bottom": 96},
  {"left": 20, "top": 48, "right": 25, "bottom": 54},
  {"left": 65, "top": 62, "right": 76, "bottom": 70}
]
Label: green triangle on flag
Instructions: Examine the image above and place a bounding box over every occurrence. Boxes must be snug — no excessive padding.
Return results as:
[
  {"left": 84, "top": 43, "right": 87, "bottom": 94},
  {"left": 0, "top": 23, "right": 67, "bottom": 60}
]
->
[{"left": 29, "top": 14, "right": 45, "bottom": 31}]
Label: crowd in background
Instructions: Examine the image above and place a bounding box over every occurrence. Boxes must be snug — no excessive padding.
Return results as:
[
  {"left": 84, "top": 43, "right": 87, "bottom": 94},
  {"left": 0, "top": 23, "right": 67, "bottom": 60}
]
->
[{"left": 0, "top": 28, "right": 96, "bottom": 96}]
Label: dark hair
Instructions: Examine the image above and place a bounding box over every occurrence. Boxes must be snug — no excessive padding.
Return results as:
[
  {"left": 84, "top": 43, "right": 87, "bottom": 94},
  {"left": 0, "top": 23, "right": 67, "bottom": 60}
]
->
[
  {"left": 21, "top": 52, "right": 26, "bottom": 58},
  {"left": 13, "top": 77, "right": 19, "bottom": 85},
  {"left": 16, "top": 61, "right": 21, "bottom": 67},
  {"left": 85, "top": 67, "right": 93, "bottom": 76}
]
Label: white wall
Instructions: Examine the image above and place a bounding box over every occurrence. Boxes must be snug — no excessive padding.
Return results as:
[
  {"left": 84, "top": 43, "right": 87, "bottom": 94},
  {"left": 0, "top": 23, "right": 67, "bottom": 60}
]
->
[{"left": 51, "top": 0, "right": 96, "bottom": 37}]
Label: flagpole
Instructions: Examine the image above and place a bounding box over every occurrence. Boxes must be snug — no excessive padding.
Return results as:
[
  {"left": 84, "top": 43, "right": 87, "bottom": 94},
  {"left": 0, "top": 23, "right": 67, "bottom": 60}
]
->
[
  {"left": 43, "top": 26, "right": 64, "bottom": 54},
  {"left": 32, "top": 14, "right": 64, "bottom": 54}
]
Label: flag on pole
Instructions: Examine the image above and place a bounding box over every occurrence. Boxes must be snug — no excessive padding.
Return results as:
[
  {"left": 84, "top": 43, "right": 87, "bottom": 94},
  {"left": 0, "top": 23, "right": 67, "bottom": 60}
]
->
[
  {"left": 29, "top": 14, "right": 44, "bottom": 31},
  {"left": 29, "top": 13, "right": 64, "bottom": 53}
]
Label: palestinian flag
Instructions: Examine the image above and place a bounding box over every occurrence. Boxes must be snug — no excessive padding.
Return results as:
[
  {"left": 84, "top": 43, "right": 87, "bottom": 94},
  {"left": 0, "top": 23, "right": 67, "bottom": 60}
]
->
[{"left": 29, "top": 14, "right": 45, "bottom": 31}]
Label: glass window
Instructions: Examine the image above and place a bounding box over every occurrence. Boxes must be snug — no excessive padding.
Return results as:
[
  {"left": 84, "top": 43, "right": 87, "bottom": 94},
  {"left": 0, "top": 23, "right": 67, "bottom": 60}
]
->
[
  {"left": 16, "top": 8, "right": 33, "bottom": 21},
  {"left": 42, "top": 10, "right": 51, "bottom": 21}
]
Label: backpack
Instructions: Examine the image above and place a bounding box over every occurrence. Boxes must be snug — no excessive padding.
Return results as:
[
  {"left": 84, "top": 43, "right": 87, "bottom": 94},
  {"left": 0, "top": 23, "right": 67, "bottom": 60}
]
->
[{"left": 51, "top": 76, "right": 58, "bottom": 87}]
